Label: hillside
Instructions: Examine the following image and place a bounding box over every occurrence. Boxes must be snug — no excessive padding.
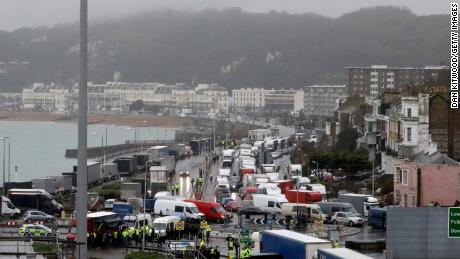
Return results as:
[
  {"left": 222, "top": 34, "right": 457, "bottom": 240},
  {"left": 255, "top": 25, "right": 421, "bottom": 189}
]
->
[{"left": 0, "top": 6, "right": 449, "bottom": 91}]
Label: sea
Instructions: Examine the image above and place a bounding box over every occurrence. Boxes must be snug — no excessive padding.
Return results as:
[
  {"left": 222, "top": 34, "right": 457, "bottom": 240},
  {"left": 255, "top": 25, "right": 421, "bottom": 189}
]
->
[{"left": 0, "top": 121, "right": 175, "bottom": 183}]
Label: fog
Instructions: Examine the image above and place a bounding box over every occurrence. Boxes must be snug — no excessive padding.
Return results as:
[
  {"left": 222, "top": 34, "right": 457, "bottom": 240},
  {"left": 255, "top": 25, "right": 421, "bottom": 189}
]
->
[{"left": 1, "top": 0, "right": 451, "bottom": 31}]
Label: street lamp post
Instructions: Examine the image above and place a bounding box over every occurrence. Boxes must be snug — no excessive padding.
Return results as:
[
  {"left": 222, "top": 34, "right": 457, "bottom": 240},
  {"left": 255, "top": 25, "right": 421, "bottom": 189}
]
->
[
  {"left": 1, "top": 137, "right": 8, "bottom": 195},
  {"left": 7, "top": 139, "right": 10, "bottom": 183},
  {"left": 142, "top": 160, "right": 150, "bottom": 251}
]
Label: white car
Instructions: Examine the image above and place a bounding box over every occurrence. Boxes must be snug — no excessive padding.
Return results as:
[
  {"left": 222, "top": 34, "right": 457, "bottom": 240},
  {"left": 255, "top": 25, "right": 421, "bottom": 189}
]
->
[
  {"left": 104, "top": 199, "right": 116, "bottom": 209},
  {"left": 330, "top": 212, "right": 363, "bottom": 227}
]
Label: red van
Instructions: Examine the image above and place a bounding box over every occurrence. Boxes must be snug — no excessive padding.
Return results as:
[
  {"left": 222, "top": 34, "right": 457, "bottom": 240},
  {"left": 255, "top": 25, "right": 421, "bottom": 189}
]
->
[
  {"left": 271, "top": 180, "right": 295, "bottom": 194},
  {"left": 285, "top": 190, "right": 322, "bottom": 204},
  {"left": 184, "top": 200, "right": 231, "bottom": 223}
]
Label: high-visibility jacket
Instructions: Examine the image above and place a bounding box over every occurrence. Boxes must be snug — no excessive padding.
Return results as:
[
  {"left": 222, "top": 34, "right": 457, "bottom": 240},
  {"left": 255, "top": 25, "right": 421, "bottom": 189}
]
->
[
  {"left": 240, "top": 248, "right": 251, "bottom": 258},
  {"left": 113, "top": 231, "right": 118, "bottom": 238},
  {"left": 228, "top": 239, "right": 234, "bottom": 248},
  {"left": 206, "top": 226, "right": 212, "bottom": 233},
  {"left": 228, "top": 250, "right": 235, "bottom": 259},
  {"left": 199, "top": 239, "right": 206, "bottom": 249}
]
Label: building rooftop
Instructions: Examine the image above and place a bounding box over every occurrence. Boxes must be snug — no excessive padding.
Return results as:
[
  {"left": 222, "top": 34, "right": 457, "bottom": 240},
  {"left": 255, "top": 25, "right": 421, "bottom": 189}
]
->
[{"left": 410, "top": 151, "right": 459, "bottom": 165}]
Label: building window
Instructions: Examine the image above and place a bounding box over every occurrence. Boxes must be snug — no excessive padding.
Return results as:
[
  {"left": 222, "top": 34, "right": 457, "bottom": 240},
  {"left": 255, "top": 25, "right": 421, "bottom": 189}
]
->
[
  {"left": 407, "top": 108, "right": 411, "bottom": 117},
  {"left": 402, "top": 169, "right": 409, "bottom": 186},
  {"left": 403, "top": 194, "right": 408, "bottom": 207},
  {"left": 407, "top": 127, "right": 412, "bottom": 142}
]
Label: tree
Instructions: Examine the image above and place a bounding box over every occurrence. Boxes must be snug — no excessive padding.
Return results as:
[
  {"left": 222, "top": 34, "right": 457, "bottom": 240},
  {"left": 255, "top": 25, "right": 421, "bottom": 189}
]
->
[{"left": 335, "top": 127, "right": 359, "bottom": 151}]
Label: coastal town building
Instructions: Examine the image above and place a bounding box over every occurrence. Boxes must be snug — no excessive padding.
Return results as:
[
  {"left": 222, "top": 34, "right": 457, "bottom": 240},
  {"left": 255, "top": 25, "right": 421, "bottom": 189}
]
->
[
  {"left": 393, "top": 152, "right": 460, "bottom": 207},
  {"left": 303, "top": 85, "right": 347, "bottom": 117},
  {"left": 346, "top": 65, "right": 449, "bottom": 99}
]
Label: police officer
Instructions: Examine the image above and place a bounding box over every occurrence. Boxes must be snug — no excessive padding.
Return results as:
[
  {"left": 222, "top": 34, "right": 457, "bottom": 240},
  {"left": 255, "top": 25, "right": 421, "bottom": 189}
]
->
[
  {"left": 205, "top": 225, "right": 212, "bottom": 243},
  {"left": 122, "top": 227, "right": 129, "bottom": 246},
  {"left": 333, "top": 240, "right": 341, "bottom": 248},
  {"left": 226, "top": 235, "right": 235, "bottom": 252}
]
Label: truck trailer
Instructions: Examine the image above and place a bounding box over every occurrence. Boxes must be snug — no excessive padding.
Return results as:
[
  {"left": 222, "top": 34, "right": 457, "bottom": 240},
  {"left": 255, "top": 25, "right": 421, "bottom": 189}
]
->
[
  {"left": 317, "top": 248, "right": 374, "bottom": 259},
  {"left": 338, "top": 193, "right": 379, "bottom": 217},
  {"left": 260, "top": 230, "right": 331, "bottom": 259},
  {"left": 31, "top": 178, "right": 56, "bottom": 194},
  {"left": 285, "top": 190, "right": 322, "bottom": 204},
  {"left": 120, "top": 183, "right": 142, "bottom": 201}
]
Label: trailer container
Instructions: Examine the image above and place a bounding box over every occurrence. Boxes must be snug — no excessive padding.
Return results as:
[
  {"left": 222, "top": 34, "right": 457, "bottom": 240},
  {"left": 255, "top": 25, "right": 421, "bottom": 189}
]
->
[
  {"left": 260, "top": 230, "right": 331, "bottom": 259},
  {"left": 160, "top": 156, "right": 176, "bottom": 173},
  {"left": 113, "top": 158, "right": 136, "bottom": 176},
  {"left": 147, "top": 146, "right": 170, "bottom": 161},
  {"left": 111, "top": 202, "right": 134, "bottom": 219},
  {"left": 133, "top": 153, "right": 150, "bottom": 167},
  {"left": 102, "top": 163, "right": 119, "bottom": 180},
  {"left": 120, "top": 183, "right": 142, "bottom": 201},
  {"left": 51, "top": 175, "right": 72, "bottom": 193},
  {"left": 189, "top": 140, "right": 200, "bottom": 154},
  {"left": 73, "top": 161, "right": 102, "bottom": 186},
  {"left": 31, "top": 178, "right": 56, "bottom": 194},
  {"left": 317, "top": 248, "right": 374, "bottom": 259},
  {"left": 338, "top": 193, "right": 379, "bottom": 217},
  {"left": 271, "top": 180, "right": 295, "bottom": 194}
]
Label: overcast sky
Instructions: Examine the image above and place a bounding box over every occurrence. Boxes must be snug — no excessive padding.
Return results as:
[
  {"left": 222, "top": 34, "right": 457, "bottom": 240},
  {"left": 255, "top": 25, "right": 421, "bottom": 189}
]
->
[{"left": 1, "top": 0, "right": 452, "bottom": 31}]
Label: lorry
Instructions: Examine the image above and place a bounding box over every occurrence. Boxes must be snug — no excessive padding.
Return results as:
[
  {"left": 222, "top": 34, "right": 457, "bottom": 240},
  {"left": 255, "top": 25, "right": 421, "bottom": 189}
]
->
[
  {"left": 147, "top": 146, "right": 170, "bottom": 161},
  {"left": 270, "top": 180, "right": 295, "bottom": 194},
  {"left": 120, "top": 183, "right": 142, "bottom": 201},
  {"left": 8, "top": 189, "right": 63, "bottom": 215},
  {"left": 73, "top": 161, "right": 102, "bottom": 186},
  {"left": 261, "top": 164, "right": 275, "bottom": 174},
  {"left": 150, "top": 166, "right": 169, "bottom": 197},
  {"left": 317, "top": 248, "right": 374, "bottom": 259},
  {"left": 113, "top": 157, "right": 136, "bottom": 176},
  {"left": 159, "top": 156, "right": 176, "bottom": 175},
  {"left": 338, "top": 193, "right": 379, "bottom": 217},
  {"left": 259, "top": 230, "right": 331, "bottom": 259},
  {"left": 288, "top": 164, "right": 302, "bottom": 176},
  {"left": 51, "top": 175, "right": 72, "bottom": 193},
  {"left": 0, "top": 196, "right": 20, "bottom": 218},
  {"left": 303, "top": 184, "right": 326, "bottom": 201},
  {"left": 32, "top": 178, "right": 56, "bottom": 194},
  {"left": 112, "top": 202, "right": 134, "bottom": 219},
  {"left": 285, "top": 190, "right": 322, "bottom": 204},
  {"left": 102, "top": 163, "right": 119, "bottom": 180}
]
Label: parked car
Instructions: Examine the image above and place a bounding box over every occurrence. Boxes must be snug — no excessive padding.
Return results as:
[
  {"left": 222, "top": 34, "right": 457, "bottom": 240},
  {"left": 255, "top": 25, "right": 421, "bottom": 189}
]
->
[
  {"left": 23, "top": 210, "right": 54, "bottom": 223},
  {"left": 18, "top": 224, "right": 54, "bottom": 237},
  {"left": 224, "top": 201, "right": 242, "bottom": 212},
  {"left": 330, "top": 212, "right": 363, "bottom": 227},
  {"left": 238, "top": 206, "right": 268, "bottom": 218}
]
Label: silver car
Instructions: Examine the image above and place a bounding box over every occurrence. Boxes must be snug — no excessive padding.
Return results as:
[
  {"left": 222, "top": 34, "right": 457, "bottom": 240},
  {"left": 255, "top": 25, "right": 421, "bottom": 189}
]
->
[{"left": 23, "top": 210, "right": 54, "bottom": 223}]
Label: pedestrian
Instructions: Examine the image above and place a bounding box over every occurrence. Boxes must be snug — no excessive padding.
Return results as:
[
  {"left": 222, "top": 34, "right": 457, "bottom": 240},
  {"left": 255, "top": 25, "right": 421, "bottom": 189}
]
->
[
  {"left": 214, "top": 245, "right": 220, "bottom": 259},
  {"left": 434, "top": 200, "right": 440, "bottom": 207},
  {"left": 428, "top": 201, "right": 434, "bottom": 207},
  {"left": 455, "top": 200, "right": 460, "bottom": 207}
]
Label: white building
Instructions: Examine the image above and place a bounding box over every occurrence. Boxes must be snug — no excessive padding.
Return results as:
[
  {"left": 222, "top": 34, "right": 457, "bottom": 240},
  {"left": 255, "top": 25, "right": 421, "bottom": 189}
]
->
[
  {"left": 22, "top": 83, "right": 72, "bottom": 111},
  {"left": 304, "top": 85, "right": 347, "bottom": 117},
  {"left": 231, "top": 88, "right": 268, "bottom": 110}
]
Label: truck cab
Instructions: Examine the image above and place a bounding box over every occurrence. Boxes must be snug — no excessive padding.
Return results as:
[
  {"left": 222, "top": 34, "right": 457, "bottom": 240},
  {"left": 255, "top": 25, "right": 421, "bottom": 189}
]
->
[{"left": 1, "top": 196, "right": 20, "bottom": 218}]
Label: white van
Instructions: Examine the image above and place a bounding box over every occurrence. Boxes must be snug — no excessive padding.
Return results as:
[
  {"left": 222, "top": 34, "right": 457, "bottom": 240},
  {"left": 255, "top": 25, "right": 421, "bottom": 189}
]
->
[
  {"left": 154, "top": 199, "right": 204, "bottom": 220},
  {"left": 252, "top": 194, "right": 288, "bottom": 213},
  {"left": 218, "top": 168, "right": 231, "bottom": 178},
  {"left": 280, "top": 203, "right": 325, "bottom": 222},
  {"left": 153, "top": 216, "right": 180, "bottom": 237},
  {"left": 123, "top": 213, "right": 153, "bottom": 228}
]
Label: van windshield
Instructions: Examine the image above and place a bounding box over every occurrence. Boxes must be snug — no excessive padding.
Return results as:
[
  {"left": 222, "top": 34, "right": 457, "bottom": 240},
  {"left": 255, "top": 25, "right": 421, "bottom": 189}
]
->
[
  {"left": 212, "top": 206, "right": 225, "bottom": 213},
  {"left": 189, "top": 207, "right": 200, "bottom": 214},
  {"left": 153, "top": 223, "right": 166, "bottom": 230}
]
